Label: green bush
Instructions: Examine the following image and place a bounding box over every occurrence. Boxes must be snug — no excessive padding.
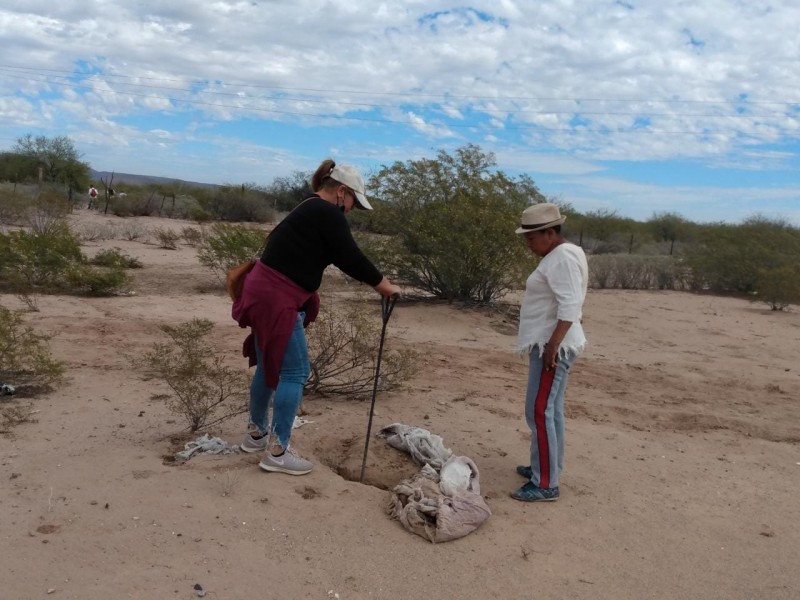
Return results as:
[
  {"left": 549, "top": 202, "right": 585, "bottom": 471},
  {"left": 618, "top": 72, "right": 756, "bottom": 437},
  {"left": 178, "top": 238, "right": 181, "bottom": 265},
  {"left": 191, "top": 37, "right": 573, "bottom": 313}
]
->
[
  {"left": 188, "top": 206, "right": 214, "bottom": 223},
  {"left": 197, "top": 223, "right": 266, "bottom": 282},
  {"left": 90, "top": 248, "right": 143, "bottom": 269},
  {"left": 66, "top": 264, "right": 131, "bottom": 296},
  {"left": 684, "top": 218, "right": 800, "bottom": 294},
  {"left": 0, "top": 227, "right": 130, "bottom": 296},
  {"left": 0, "top": 305, "right": 65, "bottom": 394},
  {"left": 197, "top": 186, "right": 276, "bottom": 223},
  {"left": 139, "top": 318, "right": 248, "bottom": 432},
  {"left": 0, "top": 226, "right": 84, "bottom": 290},
  {"left": 755, "top": 265, "right": 800, "bottom": 310},
  {"left": 367, "top": 145, "right": 539, "bottom": 303}
]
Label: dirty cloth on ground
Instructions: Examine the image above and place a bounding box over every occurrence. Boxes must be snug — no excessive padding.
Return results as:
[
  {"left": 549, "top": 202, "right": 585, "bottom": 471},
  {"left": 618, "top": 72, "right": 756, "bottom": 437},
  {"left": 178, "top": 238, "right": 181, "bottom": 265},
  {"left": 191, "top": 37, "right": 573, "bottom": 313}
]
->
[
  {"left": 377, "top": 423, "right": 453, "bottom": 470},
  {"left": 380, "top": 424, "right": 491, "bottom": 543},
  {"left": 175, "top": 434, "right": 240, "bottom": 460}
]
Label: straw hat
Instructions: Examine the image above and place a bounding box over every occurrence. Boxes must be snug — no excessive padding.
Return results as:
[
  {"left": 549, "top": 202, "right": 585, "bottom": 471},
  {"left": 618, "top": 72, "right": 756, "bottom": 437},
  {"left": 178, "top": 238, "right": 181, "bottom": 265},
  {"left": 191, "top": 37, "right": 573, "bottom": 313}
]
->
[{"left": 515, "top": 203, "right": 566, "bottom": 234}]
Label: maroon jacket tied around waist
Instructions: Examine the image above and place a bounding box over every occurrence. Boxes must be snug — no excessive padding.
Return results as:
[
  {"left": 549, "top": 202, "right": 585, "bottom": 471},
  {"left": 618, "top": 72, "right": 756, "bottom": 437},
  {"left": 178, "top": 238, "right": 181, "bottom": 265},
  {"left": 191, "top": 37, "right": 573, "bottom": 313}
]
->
[{"left": 231, "top": 262, "right": 320, "bottom": 389}]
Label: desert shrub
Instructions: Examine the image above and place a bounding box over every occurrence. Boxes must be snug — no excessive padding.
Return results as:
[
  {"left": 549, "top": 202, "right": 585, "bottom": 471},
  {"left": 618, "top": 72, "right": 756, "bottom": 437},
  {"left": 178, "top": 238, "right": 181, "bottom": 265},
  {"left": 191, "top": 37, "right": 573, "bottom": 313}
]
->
[
  {"left": 181, "top": 226, "right": 203, "bottom": 247},
  {"left": 139, "top": 318, "right": 248, "bottom": 432},
  {"left": 23, "top": 193, "right": 70, "bottom": 235},
  {"left": 118, "top": 221, "right": 149, "bottom": 241},
  {"left": 684, "top": 218, "right": 800, "bottom": 294},
  {"left": 198, "top": 187, "right": 275, "bottom": 223},
  {"left": 754, "top": 265, "right": 800, "bottom": 310},
  {"left": 588, "top": 255, "right": 615, "bottom": 289},
  {"left": 305, "top": 299, "right": 417, "bottom": 396},
  {"left": 0, "top": 226, "right": 84, "bottom": 290},
  {"left": 614, "top": 255, "right": 651, "bottom": 289},
  {"left": 0, "top": 305, "right": 65, "bottom": 394},
  {"left": 1, "top": 401, "right": 37, "bottom": 433},
  {"left": 107, "top": 196, "right": 137, "bottom": 217},
  {"left": 66, "top": 264, "right": 131, "bottom": 296},
  {"left": 16, "top": 292, "right": 39, "bottom": 312},
  {"left": 197, "top": 223, "right": 266, "bottom": 282},
  {"left": 111, "top": 194, "right": 147, "bottom": 217},
  {"left": 0, "top": 191, "right": 27, "bottom": 225},
  {"left": 153, "top": 227, "right": 180, "bottom": 249},
  {"left": 189, "top": 206, "right": 214, "bottom": 223},
  {"left": 90, "top": 248, "right": 143, "bottom": 269},
  {"left": 652, "top": 256, "right": 690, "bottom": 290},
  {"left": 588, "top": 255, "right": 688, "bottom": 290},
  {"left": 0, "top": 227, "right": 130, "bottom": 296},
  {"left": 75, "top": 221, "right": 117, "bottom": 242}
]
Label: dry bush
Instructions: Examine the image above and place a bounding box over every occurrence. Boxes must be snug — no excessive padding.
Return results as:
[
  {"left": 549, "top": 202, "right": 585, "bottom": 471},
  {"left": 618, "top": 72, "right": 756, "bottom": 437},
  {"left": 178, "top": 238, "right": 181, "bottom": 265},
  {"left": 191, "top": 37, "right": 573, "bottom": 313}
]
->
[
  {"left": 588, "top": 255, "right": 689, "bottom": 291},
  {"left": 305, "top": 298, "right": 417, "bottom": 397},
  {"left": 139, "top": 318, "right": 249, "bottom": 432},
  {"left": 118, "top": 221, "right": 149, "bottom": 242},
  {"left": 21, "top": 193, "right": 70, "bottom": 236},
  {"left": 216, "top": 468, "right": 243, "bottom": 497},
  {"left": 153, "top": 227, "right": 180, "bottom": 249},
  {"left": 181, "top": 226, "right": 204, "bottom": 247},
  {"left": 1, "top": 401, "right": 37, "bottom": 434},
  {"left": 75, "top": 222, "right": 117, "bottom": 242},
  {"left": 16, "top": 292, "right": 39, "bottom": 312},
  {"left": 0, "top": 192, "right": 27, "bottom": 226}
]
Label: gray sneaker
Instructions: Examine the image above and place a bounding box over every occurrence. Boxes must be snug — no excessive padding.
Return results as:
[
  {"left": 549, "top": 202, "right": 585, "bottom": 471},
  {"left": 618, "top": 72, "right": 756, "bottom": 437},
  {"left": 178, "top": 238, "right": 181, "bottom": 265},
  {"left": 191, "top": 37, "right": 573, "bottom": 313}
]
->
[
  {"left": 259, "top": 445, "right": 313, "bottom": 475},
  {"left": 240, "top": 431, "right": 269, "bottom": 453}
]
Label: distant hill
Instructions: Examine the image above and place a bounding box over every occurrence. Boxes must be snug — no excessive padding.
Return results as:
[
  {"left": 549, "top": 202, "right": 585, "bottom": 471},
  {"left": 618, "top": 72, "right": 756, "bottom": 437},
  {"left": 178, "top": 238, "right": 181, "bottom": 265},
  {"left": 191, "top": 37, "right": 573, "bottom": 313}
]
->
[{"left": 89, "top": 169, "right": 218, "bottom": 190}]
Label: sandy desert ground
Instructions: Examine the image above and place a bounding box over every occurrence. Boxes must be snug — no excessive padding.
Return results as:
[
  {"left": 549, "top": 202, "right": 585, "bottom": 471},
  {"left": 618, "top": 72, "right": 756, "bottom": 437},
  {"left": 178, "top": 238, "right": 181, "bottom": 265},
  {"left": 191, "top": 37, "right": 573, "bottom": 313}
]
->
[{"left": 1, "top": 209, "right": 799, "bottom": 600}]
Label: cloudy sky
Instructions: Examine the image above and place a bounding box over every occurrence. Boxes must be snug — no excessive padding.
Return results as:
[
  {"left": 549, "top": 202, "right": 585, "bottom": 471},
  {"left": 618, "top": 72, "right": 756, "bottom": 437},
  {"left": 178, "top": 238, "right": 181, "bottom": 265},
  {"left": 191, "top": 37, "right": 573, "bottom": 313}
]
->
[{"left": 1, "top": 1, "right": 798, "bottom": 224}]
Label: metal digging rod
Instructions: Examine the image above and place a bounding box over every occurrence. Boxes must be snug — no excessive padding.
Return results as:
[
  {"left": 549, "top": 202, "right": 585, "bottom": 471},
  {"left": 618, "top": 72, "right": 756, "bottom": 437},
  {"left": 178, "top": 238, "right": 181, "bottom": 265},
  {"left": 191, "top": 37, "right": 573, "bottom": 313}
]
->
[{"left": 359, "top": 294, "right": 398, "bottom": 483}]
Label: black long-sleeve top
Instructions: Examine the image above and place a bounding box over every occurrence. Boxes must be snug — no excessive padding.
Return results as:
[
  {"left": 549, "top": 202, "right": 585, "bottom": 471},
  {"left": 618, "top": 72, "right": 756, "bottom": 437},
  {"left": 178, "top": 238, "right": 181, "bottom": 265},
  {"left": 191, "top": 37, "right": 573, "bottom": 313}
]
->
[{"left": 260, "top": 195, "right": 383, "bottom": 292}]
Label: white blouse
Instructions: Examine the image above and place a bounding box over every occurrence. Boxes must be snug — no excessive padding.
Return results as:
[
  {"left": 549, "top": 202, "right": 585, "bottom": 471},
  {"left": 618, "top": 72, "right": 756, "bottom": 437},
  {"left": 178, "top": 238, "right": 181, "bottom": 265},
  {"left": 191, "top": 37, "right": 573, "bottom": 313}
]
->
[{"left": 517, "top": 243, "right": 588, "bottom": 356}]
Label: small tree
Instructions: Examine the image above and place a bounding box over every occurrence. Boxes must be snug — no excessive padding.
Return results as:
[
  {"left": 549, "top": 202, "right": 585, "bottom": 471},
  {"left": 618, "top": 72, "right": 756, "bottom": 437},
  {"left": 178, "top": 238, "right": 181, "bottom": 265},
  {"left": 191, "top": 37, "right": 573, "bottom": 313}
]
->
[
  {"left": 646, "top": 211, "right": 692, "bottom": 255},
  {"left": 12, "top": 134, "right": 90, "bottom": 192},
  {"left": 140, "top": 319, "right": 248, "bottom": 432},
  {"left": 264, "top": 170, "right": 313, "bottom": 212},
  {"left": 368, "top": 144, "right": 539, "bottom": 302}
]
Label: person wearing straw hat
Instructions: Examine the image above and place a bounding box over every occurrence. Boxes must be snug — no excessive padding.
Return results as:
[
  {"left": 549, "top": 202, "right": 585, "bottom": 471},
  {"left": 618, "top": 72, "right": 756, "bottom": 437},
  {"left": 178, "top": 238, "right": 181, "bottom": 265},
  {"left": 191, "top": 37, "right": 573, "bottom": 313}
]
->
[
  {"left": 512, "top": 203, "right": 588, "bottom": 502},
  {"left": 233, "top": 159, "right": 401, "bottom": 476}
]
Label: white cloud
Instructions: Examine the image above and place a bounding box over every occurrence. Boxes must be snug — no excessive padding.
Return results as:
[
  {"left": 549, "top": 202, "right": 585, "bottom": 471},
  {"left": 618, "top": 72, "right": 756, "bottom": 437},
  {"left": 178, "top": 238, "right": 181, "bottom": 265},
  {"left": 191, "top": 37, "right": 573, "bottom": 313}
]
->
[{"left": 0, "top": 1, "right": 798, "bottom": 223}]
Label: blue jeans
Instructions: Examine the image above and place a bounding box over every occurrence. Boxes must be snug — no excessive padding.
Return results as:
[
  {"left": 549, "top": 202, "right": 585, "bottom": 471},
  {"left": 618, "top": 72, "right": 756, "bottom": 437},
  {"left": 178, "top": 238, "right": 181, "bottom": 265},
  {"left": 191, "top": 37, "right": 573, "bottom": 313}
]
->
[
  {"left": 525, "top": 346, "right": 577, "bottom": 489},
  {"left": 248, "top": 312, "right": 310, "bottom": 448}
]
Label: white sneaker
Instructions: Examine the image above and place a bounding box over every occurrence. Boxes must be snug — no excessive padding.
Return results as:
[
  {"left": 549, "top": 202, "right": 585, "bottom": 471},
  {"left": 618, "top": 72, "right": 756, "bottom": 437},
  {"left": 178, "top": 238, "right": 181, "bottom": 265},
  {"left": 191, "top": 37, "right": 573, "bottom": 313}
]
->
[
  {"left": 259, "top": 445, "right": 313, "bottom": 475},
  {"left": 240, "top": 431, "right": 269, "bottom": 453}
]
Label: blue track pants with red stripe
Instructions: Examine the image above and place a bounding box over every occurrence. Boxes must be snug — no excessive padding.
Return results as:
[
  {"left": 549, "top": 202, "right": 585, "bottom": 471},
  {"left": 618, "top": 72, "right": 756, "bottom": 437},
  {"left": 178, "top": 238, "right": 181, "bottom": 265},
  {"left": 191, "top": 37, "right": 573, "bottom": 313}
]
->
[{"left": 524, "top": 346, "right": 578, "bottom": 489}]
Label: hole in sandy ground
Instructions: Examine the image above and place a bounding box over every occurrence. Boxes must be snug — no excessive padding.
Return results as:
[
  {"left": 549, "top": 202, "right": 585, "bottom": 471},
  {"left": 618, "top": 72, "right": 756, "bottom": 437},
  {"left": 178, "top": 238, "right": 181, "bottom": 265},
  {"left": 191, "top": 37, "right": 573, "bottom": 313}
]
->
[{"left": 314, "top": 434, "right": 419, "bottom": 490}]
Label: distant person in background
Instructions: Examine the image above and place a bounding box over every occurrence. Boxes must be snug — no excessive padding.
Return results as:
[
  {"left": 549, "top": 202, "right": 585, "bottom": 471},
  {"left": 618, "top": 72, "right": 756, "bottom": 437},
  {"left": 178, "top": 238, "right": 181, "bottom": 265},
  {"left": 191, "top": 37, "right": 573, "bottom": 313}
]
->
[
  {"left": 88, "top": 186, "right": 98, "bottom": 208},
  {"left": 232, "top": 159, "right": 401, "bottom": 476},
  {"left": 512, "top": 203, "right": 588, "bottom": 502}
]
